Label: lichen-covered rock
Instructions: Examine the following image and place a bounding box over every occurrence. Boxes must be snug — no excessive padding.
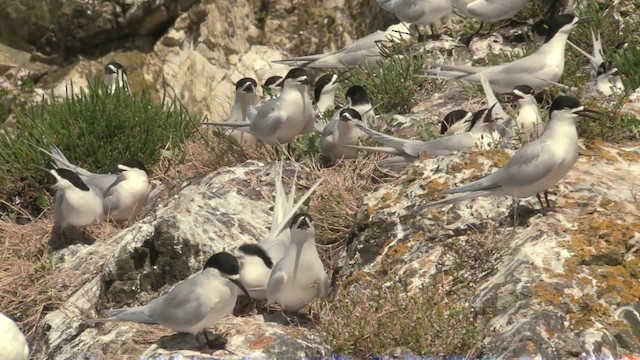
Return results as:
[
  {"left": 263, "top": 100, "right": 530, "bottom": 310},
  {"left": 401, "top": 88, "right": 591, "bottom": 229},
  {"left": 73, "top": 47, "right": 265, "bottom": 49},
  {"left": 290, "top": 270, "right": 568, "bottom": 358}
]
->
[
  {"left": 35, "top": 161, "right": 328, "bottom": 359},
  {"left": 340, "top": 142, "right": 640, "bottom": 358}
]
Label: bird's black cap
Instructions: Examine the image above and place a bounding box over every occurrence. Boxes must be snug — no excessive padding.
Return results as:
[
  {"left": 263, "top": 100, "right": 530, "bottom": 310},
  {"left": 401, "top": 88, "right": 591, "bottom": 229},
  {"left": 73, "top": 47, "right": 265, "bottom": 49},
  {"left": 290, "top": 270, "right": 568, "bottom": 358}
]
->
[
  {"left": 339, "top": 108, "right": 362, "bottom": 122},
  {"left": 512, "top": 85, "right": 535, "bottom": 96},
  {"left": 314, "top": 74, "right": 338, "bottom": 103},
  {"left": 290, "top": 213, "right": 313, "bottom": 230},
  {"left": 204, "top": 252, "right": 241, "bottom": 276},
  {"left": 549, "top": 95, "right": 581, "bottom": 115},
  {"left": 263, "top": 76, "right": 283, "bottom": 88},
  {"left": 545, "top": 14, "right": 577, "bottom": 42},
  {"left": 105, "top": 62, "right": 127, "bottom": 75},
  {"left": 238, "top": 243, "right": 273, "bottom": 269},
  {"left": 345, "top": 85, "right": 370, "bottom": 106},
  {"left": 440, "top": 109, "right": 471, "bottom": 135},
  {"left": 597, "top": 61, "right": 619, "bottom": 76},
  {"left": 467, "top": 108, "right": 488, "bottom": 131},
  {"left": 53, "top": 168, "right": 90, "bottom": 191},
  {"left": 119, "top": 159, "right": 147, "bottom": 173},
  {"left": 236, "top": 77, "right": 258, "bottom": 92}
]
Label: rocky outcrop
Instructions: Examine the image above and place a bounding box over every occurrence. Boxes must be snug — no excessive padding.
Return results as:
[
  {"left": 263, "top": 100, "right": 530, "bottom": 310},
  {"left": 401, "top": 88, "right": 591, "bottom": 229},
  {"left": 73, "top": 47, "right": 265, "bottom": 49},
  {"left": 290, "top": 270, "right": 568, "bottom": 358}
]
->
[
  {"left": 36, "top": 161, "right": 328, "bottom": 359},
  {"left": 339, "top": 142, "right": 640, "bottom": 358}
]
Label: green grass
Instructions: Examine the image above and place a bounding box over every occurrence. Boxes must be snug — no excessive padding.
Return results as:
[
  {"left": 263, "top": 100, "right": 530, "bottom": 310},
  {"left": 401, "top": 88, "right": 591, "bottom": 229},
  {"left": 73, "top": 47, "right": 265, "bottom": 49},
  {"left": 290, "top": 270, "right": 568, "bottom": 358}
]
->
[
  {"left": 0, "top": 79, "right": 201, "bottom": 204},
  {"left": 335, "top": 36, "right": 434, "bottom": 115},
  {"left": 320, "top": 280, "right": 483, "bottom": 357}
]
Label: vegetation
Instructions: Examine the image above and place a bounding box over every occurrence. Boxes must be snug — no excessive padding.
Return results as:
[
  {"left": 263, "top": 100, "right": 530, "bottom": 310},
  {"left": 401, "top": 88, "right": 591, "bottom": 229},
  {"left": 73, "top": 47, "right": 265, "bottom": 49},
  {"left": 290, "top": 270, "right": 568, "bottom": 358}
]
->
[{"left": 0, "top": 81, "right": 201, "bottom": 215}]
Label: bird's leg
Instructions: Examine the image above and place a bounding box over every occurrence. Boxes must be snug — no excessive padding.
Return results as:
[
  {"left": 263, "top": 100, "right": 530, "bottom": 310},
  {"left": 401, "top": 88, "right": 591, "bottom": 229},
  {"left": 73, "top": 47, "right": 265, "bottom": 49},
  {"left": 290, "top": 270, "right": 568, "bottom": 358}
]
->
[
  {"left": 286, "top": 142, "right": 295, "bottom": 158},
  {"left": 473, "top": 22, "right": 485, "bottom": 36},
  {"left": 536, "top": 192, "right": 545, "bottom": 209},
  {"left": 195, "top": 333, "right": 207, "bottom": 351},
  {"left": 544, "top": 190, "right": 552, "bottom": 209},
  {"left": 512, "top": 197, "right": 519, "bottom": 228},
  {"left": 203, "top": 331, "right": 234, "bottom": 354},
  {"left": 484, "top": 23, "right": 495, "bottom": 36}
]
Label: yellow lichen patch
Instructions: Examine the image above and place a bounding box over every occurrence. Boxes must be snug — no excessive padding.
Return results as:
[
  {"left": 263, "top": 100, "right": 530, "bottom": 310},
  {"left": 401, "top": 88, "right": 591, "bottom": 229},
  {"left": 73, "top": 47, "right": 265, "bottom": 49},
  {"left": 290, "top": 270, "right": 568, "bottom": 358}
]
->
[
  {"left": 367, "top": 205, "right": 377, "bottom": 215},
  {"left": 568, "top": 215, "right": 639, "bottom": 259},
  {"left": 422, "top": 179, "right": 450, "bottom": 201},
  {"left": 529, "top": 281, "right": 564, "bottom": 307},
  {"left": 595, "top": 266, "right": 640, "bottom": 303},
  {"left": 385, "top": 241, "right": 413, "bottom": 262},
  {"left": 581, "top": 140, "right": 621, "bottom": 163},
  {"left": 448, "top": 149, "right": 511, "bottom": 180},
  {"left": 619, "top": 149, "right": 640, "bottom": 162}
]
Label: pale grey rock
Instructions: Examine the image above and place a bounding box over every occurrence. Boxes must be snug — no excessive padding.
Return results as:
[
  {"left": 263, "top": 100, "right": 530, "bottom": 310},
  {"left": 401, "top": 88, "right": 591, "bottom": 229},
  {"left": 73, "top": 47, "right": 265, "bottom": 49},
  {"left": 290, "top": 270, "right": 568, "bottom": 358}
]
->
[
  {"left": 340, "top": 142, "right": 640, "bottom": 358},
  {"left": 36, "top": 161, "right": 328, "bottom": 359}
]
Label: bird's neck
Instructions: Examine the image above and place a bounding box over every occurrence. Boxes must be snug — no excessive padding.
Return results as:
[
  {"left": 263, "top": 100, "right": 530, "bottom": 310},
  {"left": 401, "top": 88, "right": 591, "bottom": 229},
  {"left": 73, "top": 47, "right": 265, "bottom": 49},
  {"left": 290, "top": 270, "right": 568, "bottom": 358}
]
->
[
  {"left": 541, "top": 117, "right": 577, "bottom": 143},
  {"left": 233, "top": 94, "right": 256, "bottom": 121},
  {"left": 516, "top": 101, "right": 541, "bottom": 121},
  {"left": 542, "top": 32, "right": 570, "bottom": 59},
  {"left": 316, "top": 92, "right": 335, "bottom": 112}
]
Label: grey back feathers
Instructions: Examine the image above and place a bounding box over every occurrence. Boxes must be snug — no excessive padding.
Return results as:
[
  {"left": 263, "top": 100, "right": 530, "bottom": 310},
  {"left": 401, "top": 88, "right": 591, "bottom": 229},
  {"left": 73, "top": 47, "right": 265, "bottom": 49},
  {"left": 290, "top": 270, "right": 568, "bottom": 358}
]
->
[
  {"left": 53, "top": 168, "right": 90, "bottom": 191},
  {"left": 203, "top": 251, "right": 241, "bottom": 276},
  {"left": 238, "top": 244, "right": 273, "bottom": 269}
]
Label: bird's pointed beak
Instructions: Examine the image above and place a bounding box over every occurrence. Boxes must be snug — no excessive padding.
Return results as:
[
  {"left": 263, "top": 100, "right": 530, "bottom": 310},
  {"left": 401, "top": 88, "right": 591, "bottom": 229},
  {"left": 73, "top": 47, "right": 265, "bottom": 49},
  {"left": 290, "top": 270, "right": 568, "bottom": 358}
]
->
[
  {"left": 577, "top": 108, "right": 600, "bottom": 119},
  {"left": 230, "top": 277, "right": 250, "bottom": 297},
  {"left": 484, "top": 103, "right": 498, "bottom": 123},
  {"left": 577, "top": 16, "right": 594, "bottom": 25}
]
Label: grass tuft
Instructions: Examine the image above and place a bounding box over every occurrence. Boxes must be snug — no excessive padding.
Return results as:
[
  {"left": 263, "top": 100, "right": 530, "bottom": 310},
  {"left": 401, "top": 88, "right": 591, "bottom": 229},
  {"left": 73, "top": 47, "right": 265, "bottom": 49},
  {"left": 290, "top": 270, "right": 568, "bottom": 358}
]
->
[
  {"left": 336, "top": 36, "right": 432, "bottom": 114},
  {"left": 0, "top": 80, "right": 201, "bottom": 210}
]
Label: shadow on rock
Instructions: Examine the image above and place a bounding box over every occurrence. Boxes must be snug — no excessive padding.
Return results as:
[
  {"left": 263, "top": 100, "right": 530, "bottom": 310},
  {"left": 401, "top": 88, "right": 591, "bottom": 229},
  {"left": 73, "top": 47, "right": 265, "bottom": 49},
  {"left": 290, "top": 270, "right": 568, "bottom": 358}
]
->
[
  {"left": 154, "top": 331, "right": 228, "bottom": 353},
  {"left": 49, "top": 225, "right": 97, "bottom": 250}
]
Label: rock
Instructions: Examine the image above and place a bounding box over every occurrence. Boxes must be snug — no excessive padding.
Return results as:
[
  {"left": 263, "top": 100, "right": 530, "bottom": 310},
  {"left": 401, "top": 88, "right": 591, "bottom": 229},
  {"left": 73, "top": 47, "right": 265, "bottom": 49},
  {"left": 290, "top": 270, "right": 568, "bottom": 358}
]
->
[
  {"left": 259, "top": 0, "right": 390, "bottom": 58},
  {"left": 35, "top": 161, "right": 329, "bottom": 359},
  {"left": 339, "top": 142, "right": 640, "bottom": 358},
  {"left": 0, "top": 0, "right": 198, "bottom": 63}
]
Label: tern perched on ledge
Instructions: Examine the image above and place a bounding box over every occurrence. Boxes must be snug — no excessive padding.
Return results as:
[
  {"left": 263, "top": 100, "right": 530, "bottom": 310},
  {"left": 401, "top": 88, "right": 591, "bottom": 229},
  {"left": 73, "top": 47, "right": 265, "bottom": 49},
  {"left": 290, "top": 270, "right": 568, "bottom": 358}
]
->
[
  {"left": 423, "top": 14, "right": 585, "bottom": 93},
  {"left": 272, "top": 22, "right": 412, "bottom": 69},
  {"left": 421, "top": 96, "right": 599, "bottom": 211}
]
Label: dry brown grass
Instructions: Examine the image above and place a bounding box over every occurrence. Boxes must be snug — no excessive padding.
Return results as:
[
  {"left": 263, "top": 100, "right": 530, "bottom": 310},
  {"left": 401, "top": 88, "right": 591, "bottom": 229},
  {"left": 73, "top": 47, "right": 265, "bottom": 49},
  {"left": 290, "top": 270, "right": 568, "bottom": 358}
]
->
[
  {"left": 304, "top": 159, "right": 380, "bottom": 266},
  {"left": 0, "top": 196, "right": 137, "bottom": 347}
]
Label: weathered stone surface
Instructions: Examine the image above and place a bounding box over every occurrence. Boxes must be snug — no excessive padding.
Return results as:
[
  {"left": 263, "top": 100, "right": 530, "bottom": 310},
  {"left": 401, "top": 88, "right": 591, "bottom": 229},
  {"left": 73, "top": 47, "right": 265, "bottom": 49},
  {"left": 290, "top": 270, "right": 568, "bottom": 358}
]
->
[
  {"left": 35, "top": 161, "right": 328, "bottom": 359},
  {"left": 0, "top": 0, "right": 198, "bottom": 62},
  {"left": 339, "top": 142, "right": 640, "bottom": 358}
]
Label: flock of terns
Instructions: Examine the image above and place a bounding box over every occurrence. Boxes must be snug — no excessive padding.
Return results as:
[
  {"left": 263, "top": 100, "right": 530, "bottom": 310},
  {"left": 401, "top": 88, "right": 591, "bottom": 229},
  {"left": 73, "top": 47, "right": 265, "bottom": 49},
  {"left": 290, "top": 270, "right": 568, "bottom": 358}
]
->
[{"left": 0, "top": 0, "right": 632, "bottom": 358}]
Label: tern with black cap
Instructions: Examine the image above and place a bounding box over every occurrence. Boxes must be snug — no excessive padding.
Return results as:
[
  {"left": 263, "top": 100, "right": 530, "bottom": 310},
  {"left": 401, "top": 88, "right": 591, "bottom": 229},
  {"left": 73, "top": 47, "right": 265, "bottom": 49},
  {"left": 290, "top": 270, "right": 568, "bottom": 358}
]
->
[
  {"left": 320, "top": 108, "right": 363, "bottom": 162},
  {"left": 227, "top": 77, "right": 259, "bottom": 148},
  {"left": 37, "top": 146, "right": 150, "bottom": 224},
  {"left": 104, "top": 61, "right": 129, "bottom": 93},
  {"left": 204, "top": 68, "right": 315, "bottom": 148},
  {"left": 421, "top": 96, "right": 599, "bottom": 211},
  {"left": 272, "top": 22, "right": 412, "bottom": 69},
  {"left": 262, "top": 75, "right": 284, "bottom": 99},
  {"left": 89, "top": 252, "right": 249, "bottom": 349},
  {"left": 267, "top": 213, "right": 329, "bottom": 311},
  {"left": 346, "top": 106, "right": 501, "bottom": 164},
  {"left": 423, "top": 14, "right": 586, "bottom": 93},
  {"left": 35, "top": 167, "right": 104, "bottom": 229}
]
